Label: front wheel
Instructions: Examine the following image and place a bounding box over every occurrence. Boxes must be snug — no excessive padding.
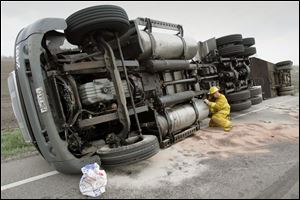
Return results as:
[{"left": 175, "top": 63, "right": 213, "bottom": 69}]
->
[
  {"left": 64, "top": 5, "right": 130, "bottom": 45},
  {"left": 97, "top": 135, "right": 160, "bottom": 167}
]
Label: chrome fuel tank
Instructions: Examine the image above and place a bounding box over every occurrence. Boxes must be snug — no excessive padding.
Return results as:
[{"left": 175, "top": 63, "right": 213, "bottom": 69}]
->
[
  {"left": 138, "top": 31, "right": 197, "bottom": 60},
  {"left": 157, "top": 99, "right": 209, "bottom": 136}
]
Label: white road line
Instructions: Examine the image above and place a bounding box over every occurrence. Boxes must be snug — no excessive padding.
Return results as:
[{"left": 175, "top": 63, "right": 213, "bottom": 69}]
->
[
  {"left": 1, "top": 170, "right": 59, "bottom": 191},
  {"left": 1, "top": 97, "right": 298, "bottom": 192}
]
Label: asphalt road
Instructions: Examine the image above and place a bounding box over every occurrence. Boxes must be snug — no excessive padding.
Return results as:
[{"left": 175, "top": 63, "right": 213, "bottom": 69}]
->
[{"left": 1, "top": 95, "right": 299, "bottom": 199}]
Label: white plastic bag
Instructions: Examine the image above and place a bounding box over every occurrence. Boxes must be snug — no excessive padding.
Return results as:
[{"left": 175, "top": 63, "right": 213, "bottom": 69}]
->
[{"left": 79, "top": 163, "right": 107, "bottom": 197}]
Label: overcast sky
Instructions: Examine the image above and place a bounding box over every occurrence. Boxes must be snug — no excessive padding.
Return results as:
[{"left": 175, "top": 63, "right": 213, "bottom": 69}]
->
[{"left": 1, "top": 1, "right": 299, "bottom": 64}]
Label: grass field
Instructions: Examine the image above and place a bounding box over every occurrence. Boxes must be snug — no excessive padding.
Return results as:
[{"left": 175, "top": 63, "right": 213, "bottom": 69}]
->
[
  {"left": 1, "top": 128, "right": 36, "bottom": 160},
  {"left": 1, "top": 58, "right": 14, "bottom": 98},
  {"left": 1, "top": 58, "right": 17, "bottom": 129}
]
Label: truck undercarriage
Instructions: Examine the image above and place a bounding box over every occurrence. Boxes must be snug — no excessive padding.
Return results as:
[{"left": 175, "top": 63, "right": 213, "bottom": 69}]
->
[{"left": 8, "top": 5, "right": 266, "bottom": 173}]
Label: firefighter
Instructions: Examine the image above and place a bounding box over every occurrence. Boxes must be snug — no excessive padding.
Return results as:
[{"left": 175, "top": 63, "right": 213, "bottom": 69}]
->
[{"left": 203, "top": 86, "right": 232, "bottom": 132}]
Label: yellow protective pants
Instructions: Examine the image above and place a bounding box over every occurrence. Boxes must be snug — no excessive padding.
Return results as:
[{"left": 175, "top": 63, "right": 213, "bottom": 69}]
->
[{"left": 209, "top": 112, "right": 232, "bottom": 132}]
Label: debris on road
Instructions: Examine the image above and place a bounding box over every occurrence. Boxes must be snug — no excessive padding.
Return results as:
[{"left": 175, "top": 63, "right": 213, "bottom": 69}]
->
[{"left": 79, "top": 163, "right": 107, "bottom": 197}]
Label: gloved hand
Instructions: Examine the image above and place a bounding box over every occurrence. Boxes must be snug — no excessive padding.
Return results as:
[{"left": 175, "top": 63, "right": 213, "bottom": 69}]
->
[{"left": 204, "top": 99, "right": 209, "bottom": 105}]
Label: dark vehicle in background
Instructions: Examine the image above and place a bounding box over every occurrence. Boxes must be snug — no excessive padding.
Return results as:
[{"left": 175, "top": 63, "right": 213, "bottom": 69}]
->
[{"left": 8, "top": 5, "right": 267, "bottom": 173}]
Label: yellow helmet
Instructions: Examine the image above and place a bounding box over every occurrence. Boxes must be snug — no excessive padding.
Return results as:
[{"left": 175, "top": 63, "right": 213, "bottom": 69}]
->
[{"left": 209, "top": 86, "right": 219, "bottom": 95}]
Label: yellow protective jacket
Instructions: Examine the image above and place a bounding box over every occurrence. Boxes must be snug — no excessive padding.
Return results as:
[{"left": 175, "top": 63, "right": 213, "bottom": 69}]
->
[{"left": 208, "top": 94, "right": 230, "bottom": 115}]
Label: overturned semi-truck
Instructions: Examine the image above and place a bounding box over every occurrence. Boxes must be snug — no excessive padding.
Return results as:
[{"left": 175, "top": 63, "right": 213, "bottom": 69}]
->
[{"left": 8, "top": 5, "right": 267, "bottom": 173}]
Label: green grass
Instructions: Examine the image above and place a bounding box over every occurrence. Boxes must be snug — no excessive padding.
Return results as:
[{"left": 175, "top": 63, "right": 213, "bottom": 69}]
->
[{"left": 1, "top": 128, "right": 36, "bottom": 159}]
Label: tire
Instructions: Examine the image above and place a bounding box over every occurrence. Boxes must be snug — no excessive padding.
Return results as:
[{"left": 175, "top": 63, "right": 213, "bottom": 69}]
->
[
  {"left": 237, "top": 47, "right": 256, "bottom": 57},
  {"left": 230, "top": 100, "right": 252, "bottom": 112},
  {"left": 278, "top": 90, "right": 294, "bottom": 96},
  {"left": 249, "top": 86, "right": 262, "bottom": 97},
  {"left": 276, "top": 65, "right": 293, "bottom": 71},
  {"left": 65, "top": 5, "right": 130, "bottom": 45},
  {"left": 250, "top": 95, "right": 263, "bottom": 105},
  {"left": 276, "top": 60, "right": 293, "bottom": 67},
  {"left": 226, "top": 90, "right": 251, "bottom": 103},
  {"left": 278, "top": 86, "right": 294, "bottom": 92},
  {"left": 242, "top": 37, "right": 255, "bottom": 47},
  {"left": 97, "top": 135, "right": 160, "bottom": 167},
  {"left": 218, "top": 45, "right": 245, "bottom": 57},
  {"left": 216, "top": 34, "right": 243, "bottom": 47}
]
